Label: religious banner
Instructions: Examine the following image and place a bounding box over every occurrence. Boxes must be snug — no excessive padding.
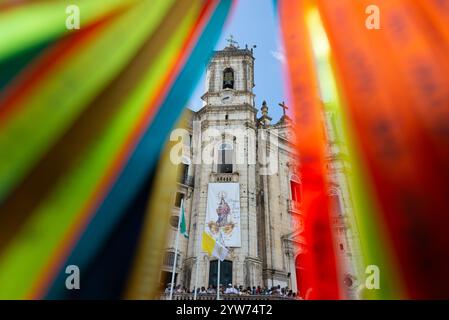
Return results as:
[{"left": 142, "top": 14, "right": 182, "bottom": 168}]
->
[{"left": 205, "top": 183, "right": 241, "bottom": 247}]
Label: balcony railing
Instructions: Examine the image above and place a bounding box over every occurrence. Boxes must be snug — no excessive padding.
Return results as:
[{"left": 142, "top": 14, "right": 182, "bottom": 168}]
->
[
  {"left": 160, "top": 293, "right": 296, "bottom": 300},
  {"left": 287, "top": 199, "right": 301, "bottom": 213},
  {"left": 178, "top": 175, "right": 194, "bottom": 187},
  {"left": 210, "top": 172, "right": 239, "bottom": 183}
]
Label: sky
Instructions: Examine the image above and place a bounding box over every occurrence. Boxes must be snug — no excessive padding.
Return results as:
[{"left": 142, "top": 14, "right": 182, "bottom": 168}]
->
[{"left": 187, "top": 0, "right": 289, "bottom": 122}]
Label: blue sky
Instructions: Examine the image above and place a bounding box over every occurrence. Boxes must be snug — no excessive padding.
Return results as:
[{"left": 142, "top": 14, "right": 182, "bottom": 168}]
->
[{"left": 187, "top": 0, "right": 289, "bottom": 122}]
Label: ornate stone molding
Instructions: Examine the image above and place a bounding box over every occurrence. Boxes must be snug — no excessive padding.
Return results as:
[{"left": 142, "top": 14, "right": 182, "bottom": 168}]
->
[
  {"left": 210, "top": 172, "right": 239, "bottom": 183},
  {"left": 197, "top": 103, "right": 258, "bottom": 116}
]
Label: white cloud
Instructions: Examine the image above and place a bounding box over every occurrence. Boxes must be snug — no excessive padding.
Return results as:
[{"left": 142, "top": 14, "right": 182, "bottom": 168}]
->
[{"left": 270, "top": 49, "right": 286, "bottom": 64}]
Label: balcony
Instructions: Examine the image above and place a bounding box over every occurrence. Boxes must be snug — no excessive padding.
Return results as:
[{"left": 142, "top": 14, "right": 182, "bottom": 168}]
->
[
  {"left": 210, "top": 172, "right": 239, "bottom": 183},
  {"left": 178, "top": 175, "right": 194, "bottom": 187},
  {"left": 287, "top": 199, "right": 301, "bottom": 213},
  {"left": 160, "top": 293, "right": 296, "bottom": 300}
]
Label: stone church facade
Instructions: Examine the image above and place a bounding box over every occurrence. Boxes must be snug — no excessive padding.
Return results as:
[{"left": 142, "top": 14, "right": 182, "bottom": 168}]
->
[{"left": 161, "top": 42, "right": 362, "bottom": 298}]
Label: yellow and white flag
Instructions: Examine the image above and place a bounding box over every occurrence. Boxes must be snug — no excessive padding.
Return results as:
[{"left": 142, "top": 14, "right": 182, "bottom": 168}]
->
[{"left": 201, "top": 231, "right": 228, "bottom": 261}]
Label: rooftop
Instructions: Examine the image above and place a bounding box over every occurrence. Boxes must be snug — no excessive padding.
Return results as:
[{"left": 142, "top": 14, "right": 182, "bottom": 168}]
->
[{"left": 213, "top": 35, "right": 256, "bottom": 58}]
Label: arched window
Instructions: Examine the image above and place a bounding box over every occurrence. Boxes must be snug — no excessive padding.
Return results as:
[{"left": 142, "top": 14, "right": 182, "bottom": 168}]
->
[
  {"left": 329, "top": 193, "right": 343, "bottom": 216},
  {"left": 290, "top": 175, "right": 302, "bottom": 203},
  {"left": 218, "top": 142, "right": 233, "bottom": 173},
  {"left": 290, "top": 181, "right": 301, "bottom": 202},
  {"left": 295, "top": 254, "right": 309, "bottom": 299},
  {"left": 223, "top": 68, "right": 234, "bottom": 89}
]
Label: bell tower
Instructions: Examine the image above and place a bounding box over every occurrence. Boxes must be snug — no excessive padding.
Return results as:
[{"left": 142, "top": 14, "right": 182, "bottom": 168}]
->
[{"left": 201, "top": 35, "right": 256, "bottom": 109}]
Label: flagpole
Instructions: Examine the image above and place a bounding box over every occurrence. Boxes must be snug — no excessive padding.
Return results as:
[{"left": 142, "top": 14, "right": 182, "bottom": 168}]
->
[
  {"left": 217, "top": 258, "right": 221, "bottom": 300},
  {"left": 216, "top": 228, "right": 225, "bottom": 300},
  {"left": 193, "top": 253, "right": 200, "bottom": 300},
  {"left": 193, "top": 208, "right": 204, "bottom": 301},
  {"left": 169, "top": 199, "right": 183, "bottom": 300}
]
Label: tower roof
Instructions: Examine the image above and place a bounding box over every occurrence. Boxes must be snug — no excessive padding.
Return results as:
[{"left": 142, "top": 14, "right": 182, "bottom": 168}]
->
[
  {"left": 213, "top": 36, "right": 255, "bottom": 59},
  {"left": 213, "top": 46, "right": 255, "bottom": 59}
]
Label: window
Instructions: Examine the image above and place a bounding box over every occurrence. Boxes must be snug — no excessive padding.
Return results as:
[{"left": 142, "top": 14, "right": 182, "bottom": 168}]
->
[
  {"left": 170, "top": 215, "right": 179, "bottom": 228},
  {"left": 330, "top": 193, "right": 343, "bottom": 215},
  {"left": 290, "top": 180, "right": 302, "bottom": 203},
  {"left": 218, "top": 143, "right": 233, "bottom": 173},
  {"left": 344, "top": 275, "right": 353, "bottom": 288},
  {"left": 177, "top": 163, "right": 189, "bottom": 184},
  {"left": 174, "top": 192, "right": 184, "bottom": 208},
  {"left": 163, "top": 251, "right": 180, "bottom": 268},
  {"left": 160, "top": 271, "right": 177, "bottom": 288},
  {"left": 223, "top": 68, "right": 234, "bottom": 89}
]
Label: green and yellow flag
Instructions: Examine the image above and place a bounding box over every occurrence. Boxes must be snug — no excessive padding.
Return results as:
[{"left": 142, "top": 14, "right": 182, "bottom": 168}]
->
[{"left": 179, "top": 201, "right": 188, "bottom": 239}]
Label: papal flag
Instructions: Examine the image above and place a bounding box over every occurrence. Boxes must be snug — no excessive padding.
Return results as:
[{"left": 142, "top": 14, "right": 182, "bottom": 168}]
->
[{"left": 201, "top": 231, "right": 228, "bottom": 261}]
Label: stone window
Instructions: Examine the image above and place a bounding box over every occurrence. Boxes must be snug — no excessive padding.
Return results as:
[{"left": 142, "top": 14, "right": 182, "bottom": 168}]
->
[
  {"left": 329, "top": 193, "right": 343, "bottom": 216},
  {"left": 170, "top": 215, "right": 179, "bottom": 228},
  {"left": 290, "top": 180, "right": 302, "bottom": 203},
  {"left": 177, "top": 163, "right": 189, "bottom": 184},
  {"left": 218, "top": 142, "right": 233, "bottom": 173},
  {"left": 174, "top": 192, "right": 184, "bottom": 208}
]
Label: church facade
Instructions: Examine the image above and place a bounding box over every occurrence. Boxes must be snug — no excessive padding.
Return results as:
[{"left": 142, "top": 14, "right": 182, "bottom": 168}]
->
[{"left": 162, "top": 42, "right": 362, "bottom": 298}]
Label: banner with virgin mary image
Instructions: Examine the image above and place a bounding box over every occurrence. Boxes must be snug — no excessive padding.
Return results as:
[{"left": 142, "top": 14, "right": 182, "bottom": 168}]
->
[{"left": 205, "top": 183, "right": 241, "bottom": 247}]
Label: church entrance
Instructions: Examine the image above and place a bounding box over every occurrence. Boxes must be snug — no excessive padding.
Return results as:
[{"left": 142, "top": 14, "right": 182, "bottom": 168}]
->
[
  {"left": 296, "top": 254, "right": 310, "bottom": 299},
  {"left": 209, "top": 260, "right": 232, "bottom": 287}
]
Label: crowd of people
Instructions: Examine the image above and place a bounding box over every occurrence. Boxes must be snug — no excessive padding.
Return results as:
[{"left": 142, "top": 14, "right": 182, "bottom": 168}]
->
[{"left": 165, "top": 283, "right": 298, "bottom": 298}]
